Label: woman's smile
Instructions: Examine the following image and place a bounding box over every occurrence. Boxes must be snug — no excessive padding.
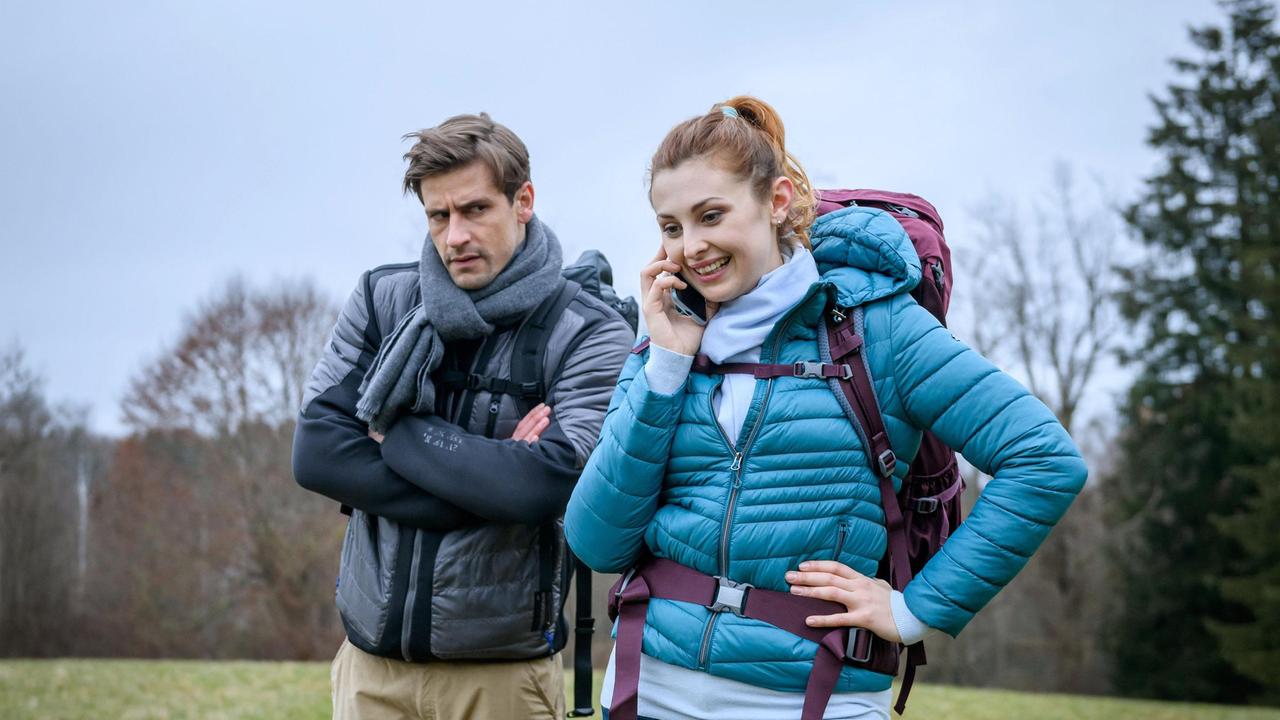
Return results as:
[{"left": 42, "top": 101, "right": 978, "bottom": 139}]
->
[{"left": 689, "top": 256, "right": 731, "bottom": 282}]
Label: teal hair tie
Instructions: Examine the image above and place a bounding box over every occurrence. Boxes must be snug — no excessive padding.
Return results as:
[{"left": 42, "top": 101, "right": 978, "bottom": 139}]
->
[{"left": 720, "top": 106, "right": 739, "bottom": 119}]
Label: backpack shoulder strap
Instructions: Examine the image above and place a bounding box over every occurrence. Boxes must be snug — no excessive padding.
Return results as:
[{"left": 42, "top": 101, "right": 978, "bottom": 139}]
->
[
  {"left": 825, "top": 306, "right": 912, "bottom": 592},
  {"left": 503, "top": 278, "right": 577, "bottom": 415},
  {"left": 826, "top": 307, "right": 898, "bottom": 477},
  {"left": 506, "top": 278, "right": 595, "bottom": 715}
]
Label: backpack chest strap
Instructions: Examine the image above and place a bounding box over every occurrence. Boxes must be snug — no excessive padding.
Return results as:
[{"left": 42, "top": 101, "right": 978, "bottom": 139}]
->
[
  {"left": 691, "top": 355, "right": 854, "bottom": 380},
  {"left": 435, "top": 370, "right": 545, "bottom": 399}
]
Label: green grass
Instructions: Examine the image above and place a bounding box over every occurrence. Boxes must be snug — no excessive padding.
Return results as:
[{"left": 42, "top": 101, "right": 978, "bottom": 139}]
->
[{"left": 2, "top": 660, "right": 1278, "bottom": 719}]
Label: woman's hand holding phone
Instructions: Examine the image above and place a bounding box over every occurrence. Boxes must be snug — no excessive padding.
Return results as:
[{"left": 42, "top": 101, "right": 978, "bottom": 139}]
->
[{"left": 641, "top": 247, "right": 717, "bottom": 356}]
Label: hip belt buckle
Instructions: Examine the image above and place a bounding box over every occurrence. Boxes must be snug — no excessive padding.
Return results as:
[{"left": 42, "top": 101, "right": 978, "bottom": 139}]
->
[{"left": 708, "top": 575, "right": 753, "bottom": 618}]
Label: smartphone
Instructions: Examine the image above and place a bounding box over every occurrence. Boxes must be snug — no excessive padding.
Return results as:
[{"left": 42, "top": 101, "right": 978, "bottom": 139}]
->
[{"left": 670, "top": 273, "right": 708, "bottom": 325}]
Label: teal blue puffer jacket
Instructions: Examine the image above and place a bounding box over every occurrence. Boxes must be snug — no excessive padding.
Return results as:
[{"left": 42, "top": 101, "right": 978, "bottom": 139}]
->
[{"left": 565, "top": 207, "right": 1088, "bottom": 694}]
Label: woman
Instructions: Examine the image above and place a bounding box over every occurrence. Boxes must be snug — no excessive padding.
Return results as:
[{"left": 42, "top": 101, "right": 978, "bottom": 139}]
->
[{"left": 565, "top": 96, "right": 1087, "bottom": 720}]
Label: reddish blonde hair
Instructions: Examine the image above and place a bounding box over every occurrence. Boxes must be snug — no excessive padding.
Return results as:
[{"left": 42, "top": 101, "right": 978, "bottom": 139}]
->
[{"left": 650, "top": 95, "right": 816, "bottom": 247}]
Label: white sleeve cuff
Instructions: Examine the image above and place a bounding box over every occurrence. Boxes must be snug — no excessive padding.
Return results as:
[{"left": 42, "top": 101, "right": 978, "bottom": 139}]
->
[
  {"left": 890, "top": 590, "right": 937, "bottom": 646},
  {"left": 643, "top": 344, "right": 694, "bottom": 395}
]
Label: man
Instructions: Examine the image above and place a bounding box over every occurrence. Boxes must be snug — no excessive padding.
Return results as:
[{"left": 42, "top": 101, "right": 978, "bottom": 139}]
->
[{"left": 293, "top": 112, "right": 634, "bottom": 719}]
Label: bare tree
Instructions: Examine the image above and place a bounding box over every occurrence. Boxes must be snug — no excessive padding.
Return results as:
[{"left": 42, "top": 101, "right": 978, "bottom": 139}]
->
[
  {"left": 122, "top": 277, "right": 334, "bottom": 435},
  {"left": 96, "top": 276, "right": 343, "bottom": 658},
  {"left": 929, "top": 163, "right": 1122, "bottom": 693},
  {"left": 966, "top": 163, "right": 1122, "bottom": 430}
]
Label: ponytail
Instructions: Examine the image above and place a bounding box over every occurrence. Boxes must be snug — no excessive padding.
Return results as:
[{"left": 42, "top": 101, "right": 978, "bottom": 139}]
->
[{"left": 651, "top": 95, "right": 817, "bottom": 247}]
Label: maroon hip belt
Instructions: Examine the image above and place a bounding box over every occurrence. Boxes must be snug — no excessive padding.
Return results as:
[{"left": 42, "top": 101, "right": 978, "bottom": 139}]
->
[{"left": 606, "top": 556, "right": 906, "bottom": 720}]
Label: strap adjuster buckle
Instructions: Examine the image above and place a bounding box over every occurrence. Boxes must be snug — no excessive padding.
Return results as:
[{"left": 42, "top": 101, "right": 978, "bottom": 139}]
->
[
  {"left": 615, "top": 567, "right": 637, "bottom": 602},
  {"left": 913, "top": 496, "right": 940, "bottom": 514},
  {"left": 708, "top": 575, "right": 753, "bottom": 617},
  {"left": 877, "top": 449, "right": 897, "bottom": 477},
  {"left": 845, "top": 627, "right": 873, "bottom": 663}
]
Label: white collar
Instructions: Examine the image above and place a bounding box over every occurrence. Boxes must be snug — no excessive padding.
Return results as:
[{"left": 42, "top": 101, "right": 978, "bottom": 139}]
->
[{"left": 700, "top": 245, "right": 820, "bottom": 364}]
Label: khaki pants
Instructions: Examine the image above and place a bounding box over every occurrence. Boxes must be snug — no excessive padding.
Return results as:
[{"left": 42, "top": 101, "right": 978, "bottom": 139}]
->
[{"left": 330, "top": 639, "right": 565, "bottom": 720}]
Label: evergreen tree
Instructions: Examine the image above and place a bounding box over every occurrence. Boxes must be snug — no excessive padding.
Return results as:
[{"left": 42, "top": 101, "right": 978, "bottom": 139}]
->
[
  {"left": 1109, "top": 0, "right": 1280, "bottom": 703},
  {"left": 1213, "top": 466, "right": 1280, "bottom": 702}
]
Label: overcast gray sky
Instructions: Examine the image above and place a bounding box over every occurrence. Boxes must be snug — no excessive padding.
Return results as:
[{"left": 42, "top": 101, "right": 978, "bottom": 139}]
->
[{"left": 1, "top": 1, "right": 1223, "bottom": 436}]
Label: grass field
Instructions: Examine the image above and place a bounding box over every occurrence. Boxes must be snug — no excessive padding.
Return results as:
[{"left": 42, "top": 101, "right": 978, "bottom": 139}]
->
[{"left": 2, "top": 659, "right": 1278, "bottom": 719}]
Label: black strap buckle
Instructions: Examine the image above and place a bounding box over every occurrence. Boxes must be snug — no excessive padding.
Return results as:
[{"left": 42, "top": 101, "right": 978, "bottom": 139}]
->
[
  {"left": 518, "top": 381, "right": 544, "bottom": 398},
  {"left": 708, "top": 575, "right": 753, "bottom": 617}
]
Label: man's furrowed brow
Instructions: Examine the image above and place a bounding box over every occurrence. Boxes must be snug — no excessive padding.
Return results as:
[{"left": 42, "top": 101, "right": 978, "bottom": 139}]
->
[{"left": 426, "top": 196, "right": 491, "bottom": 215}]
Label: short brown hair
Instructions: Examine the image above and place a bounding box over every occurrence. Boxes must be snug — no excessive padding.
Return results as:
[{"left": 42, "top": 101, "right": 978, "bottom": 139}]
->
[
  {"left": 650, "top": 96, "right": 816, "bottom": 247},
  {"left": 402, "top": 112, "right": 531, "bottom": 202}
]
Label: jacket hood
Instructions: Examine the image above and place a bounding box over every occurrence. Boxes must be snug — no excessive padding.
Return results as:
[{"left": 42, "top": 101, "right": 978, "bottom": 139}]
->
[{"left": 809, "top": 206, "right": 920, "bottom": 308}]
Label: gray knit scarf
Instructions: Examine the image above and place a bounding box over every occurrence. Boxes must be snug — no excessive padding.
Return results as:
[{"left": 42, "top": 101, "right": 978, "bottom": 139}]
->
[{"left": 356, "top": 214, "right": 563, "bottom": 433}]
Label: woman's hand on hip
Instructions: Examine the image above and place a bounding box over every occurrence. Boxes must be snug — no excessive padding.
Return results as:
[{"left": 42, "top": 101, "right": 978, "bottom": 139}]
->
[
  {"left": 786, "top": 560, "right": 902, "bottom": 644},
  {"left": 640, "top": 247, "right": 716, "bottom": 357}
]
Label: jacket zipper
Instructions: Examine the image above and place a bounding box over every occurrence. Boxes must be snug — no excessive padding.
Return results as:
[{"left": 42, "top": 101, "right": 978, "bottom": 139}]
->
[
  {"left": 694, "top": 302, "right": 799, "bottom": 668},
  {"left": 716, "top": 382, "right": 774, "bottom": 577},
  {"left": 695, "top": 376, "right": 732, "bottom": 669},
  {"left": 833, "top": 519, "right": 851, "bottom": 560},
  {"left": 400, "top": 530, "right": 425, "bottom": 661},
  {"left": 404, "top": 336, "right": 494, "bottom": 659},
  {"left": 485, "top": 397, "right": 501, "bottom": 438},
  {"left": 696, "top": 380, "right": 773, "bottom": 670}
]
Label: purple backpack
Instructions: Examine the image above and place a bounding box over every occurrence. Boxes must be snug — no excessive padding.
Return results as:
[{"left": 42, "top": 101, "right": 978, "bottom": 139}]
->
[{"left": 817, "top": 189, "right": 965, "bottom": 713}]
